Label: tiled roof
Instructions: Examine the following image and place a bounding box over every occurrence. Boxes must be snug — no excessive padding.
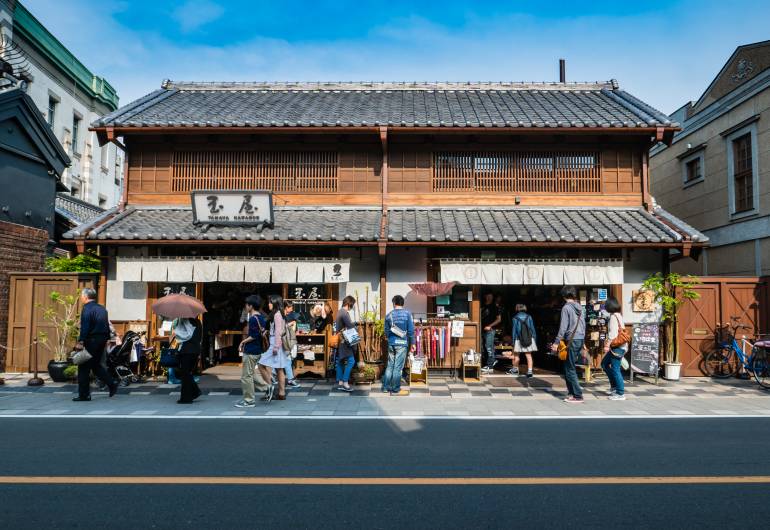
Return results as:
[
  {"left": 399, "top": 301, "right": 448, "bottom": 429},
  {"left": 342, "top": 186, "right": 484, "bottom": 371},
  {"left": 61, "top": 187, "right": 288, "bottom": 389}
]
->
[
  {"left": 93, "top": 81, "right": 675, "bottom": 129},
  {"left": 386, "top": 207, "right": 708, "bottom": 243},
  {"left": 55, "top": 193, "right": 104, "bottom": 225},
  {"left": 65, "top": 206, "right": 383, "bottom": 242},
  {"left": 64, "top": 206, "right": 707, "bottom": 245}
]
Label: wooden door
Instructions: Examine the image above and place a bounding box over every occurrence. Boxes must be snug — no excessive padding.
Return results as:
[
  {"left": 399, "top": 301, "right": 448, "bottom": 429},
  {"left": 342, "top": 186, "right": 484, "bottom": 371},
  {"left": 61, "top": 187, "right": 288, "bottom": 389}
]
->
[
  {"left": 721, "top": 281, "right": 764, "bottom": 337},
  {"left": 678, "top": 283, "right": 719, "bottom": 377},
  {"left": 6, "top": 276, "right": 33, "bottom": 372},
  {"left": 31, "top": 278, "right": 78, "bottom": 371}
]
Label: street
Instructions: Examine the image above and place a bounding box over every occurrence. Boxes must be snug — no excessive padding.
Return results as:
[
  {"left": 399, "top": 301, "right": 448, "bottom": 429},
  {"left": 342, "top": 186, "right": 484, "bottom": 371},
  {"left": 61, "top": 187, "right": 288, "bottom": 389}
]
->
[{"left": 1, "top": 416, "right": 769, "bottom": 529}]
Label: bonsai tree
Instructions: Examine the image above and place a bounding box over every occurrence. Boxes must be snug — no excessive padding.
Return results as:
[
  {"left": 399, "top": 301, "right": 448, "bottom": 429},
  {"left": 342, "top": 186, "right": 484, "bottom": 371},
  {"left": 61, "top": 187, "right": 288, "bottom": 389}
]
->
[
  {"left": 37, "top": 291, "right": 80, "bottom": 362},
  {"left": 640, "top": 272, "right": 700, "bottom": 364}
]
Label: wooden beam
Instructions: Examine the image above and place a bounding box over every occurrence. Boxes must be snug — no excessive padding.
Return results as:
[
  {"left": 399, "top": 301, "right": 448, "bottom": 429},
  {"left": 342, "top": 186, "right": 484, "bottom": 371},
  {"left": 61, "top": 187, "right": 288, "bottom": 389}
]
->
[
  {"left": 641, "top": 150, "right": 651, "bottom": 211},
  {"left": 380, "top": 126, "right": 388, "bottom": 214},
  {"left": 98, "top": 258, "right": 107, "bottom": 305}
]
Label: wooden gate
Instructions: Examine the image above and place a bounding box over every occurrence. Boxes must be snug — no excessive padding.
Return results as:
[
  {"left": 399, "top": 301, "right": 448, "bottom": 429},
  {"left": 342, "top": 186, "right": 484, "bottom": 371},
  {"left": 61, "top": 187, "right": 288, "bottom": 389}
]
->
[
  {"left": 5, "top": 273, "right": 98, "bottom": 372},
  {"left": 677, "top": 277, "right": 769, "bottom": 376}
]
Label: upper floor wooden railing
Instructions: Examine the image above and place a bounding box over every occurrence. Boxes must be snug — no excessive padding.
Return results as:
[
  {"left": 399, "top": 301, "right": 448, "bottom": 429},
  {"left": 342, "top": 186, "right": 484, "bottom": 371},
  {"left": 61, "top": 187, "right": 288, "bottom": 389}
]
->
[
  {"left": 172, "top": 151, "right": 339, "bottom": 192},
  {"left": 433, "top": 151, "right": 601, "bottom": 193}
]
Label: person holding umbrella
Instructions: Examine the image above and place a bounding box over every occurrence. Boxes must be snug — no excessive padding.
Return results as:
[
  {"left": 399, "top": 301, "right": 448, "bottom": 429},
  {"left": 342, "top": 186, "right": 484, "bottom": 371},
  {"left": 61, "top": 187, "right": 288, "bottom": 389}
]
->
[{"left": 152, "top": 293, "right": 207, "bottom": 404}]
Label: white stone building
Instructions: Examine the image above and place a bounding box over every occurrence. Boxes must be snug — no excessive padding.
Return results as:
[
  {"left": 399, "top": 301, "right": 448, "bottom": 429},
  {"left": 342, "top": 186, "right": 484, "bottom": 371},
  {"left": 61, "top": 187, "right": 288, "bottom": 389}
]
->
[{"left": 0, "top": 0, "right": 122, "bottom": 208}]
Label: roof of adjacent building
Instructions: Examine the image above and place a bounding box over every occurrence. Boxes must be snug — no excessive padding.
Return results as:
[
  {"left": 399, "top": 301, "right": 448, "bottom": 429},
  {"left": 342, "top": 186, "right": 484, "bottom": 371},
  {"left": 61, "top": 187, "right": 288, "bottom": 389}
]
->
[
  {"left": 92, "top": 80, "right": 675, "bottom": 130},
  {"left": 55, "top": 193, "right": 104, "bottom": 226},
  {"left": 63, "top": 205, "right": 707, "bottom": 245}
]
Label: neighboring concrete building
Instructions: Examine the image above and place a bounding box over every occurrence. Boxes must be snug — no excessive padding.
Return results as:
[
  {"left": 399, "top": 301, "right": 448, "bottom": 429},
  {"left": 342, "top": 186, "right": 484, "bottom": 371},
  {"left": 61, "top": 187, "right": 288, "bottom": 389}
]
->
[
  {"left": 651, "top": 40, "right": 770, "bottom": 276},
  {"left": 0, "top": 0, "right": 122, "bottom": 209}
]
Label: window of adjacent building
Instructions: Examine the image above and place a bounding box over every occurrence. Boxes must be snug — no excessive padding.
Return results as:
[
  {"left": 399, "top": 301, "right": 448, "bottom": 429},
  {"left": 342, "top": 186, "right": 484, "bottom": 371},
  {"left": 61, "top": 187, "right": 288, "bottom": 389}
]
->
[
  {"left": 681, "top": 150, "right": 705, "bottom": 187},
  {"left": 101, "top": 144, "right": 109, "bottom": 171},
  {"left": 114, "top": 155, "right": 122, "bottom": 186},
  {"left": 70, "top": 182, "right": 80, "bottom": 199},
  {"left": 47, "top": 97, "right": 57, "bottom": 128},
  {"left": 726, "top": 124, "right": 759, "bottom": 217},
  {"left": 98, "top": 195, "right": 107, "bottom": 208},
  {"left": 72, "top": 115, "right": 82, "bottom": 155}
]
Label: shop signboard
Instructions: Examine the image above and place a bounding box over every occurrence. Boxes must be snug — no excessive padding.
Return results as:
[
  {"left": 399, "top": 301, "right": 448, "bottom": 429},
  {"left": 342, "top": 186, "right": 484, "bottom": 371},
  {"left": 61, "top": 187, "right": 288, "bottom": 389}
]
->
[
  {"left": 630, "top": 323, "right": 660, "bottom": 375},
  {"left": 191, "top": 190, "right": 274, "bottom": 226}
]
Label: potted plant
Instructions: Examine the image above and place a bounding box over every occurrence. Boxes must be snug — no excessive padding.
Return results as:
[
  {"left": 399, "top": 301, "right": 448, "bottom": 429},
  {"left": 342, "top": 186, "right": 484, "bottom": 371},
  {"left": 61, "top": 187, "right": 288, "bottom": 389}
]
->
[
  {"left": 63, "top": 364, "right": 79, "bottom": 382},
  {"left": 641, "top": 272, "right": 700, "bottom": 380},
  {"left": 37, "top": 291, "right": 80, "bottom": 382},
  {"left": 352, "top": 363, "right": 377, "bottom": 384}
]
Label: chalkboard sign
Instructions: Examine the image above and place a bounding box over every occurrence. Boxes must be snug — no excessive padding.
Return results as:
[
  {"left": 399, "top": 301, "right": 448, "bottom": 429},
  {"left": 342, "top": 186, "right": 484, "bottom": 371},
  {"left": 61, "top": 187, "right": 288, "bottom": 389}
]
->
[{"left": 630, "top": 323, "right": 660, "bottom": 375}]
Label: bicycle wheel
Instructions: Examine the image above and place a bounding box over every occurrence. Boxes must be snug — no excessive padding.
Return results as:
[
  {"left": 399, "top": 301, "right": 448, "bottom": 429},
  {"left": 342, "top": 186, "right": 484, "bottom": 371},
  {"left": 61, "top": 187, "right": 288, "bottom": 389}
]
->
[
  {"left": 703, "top": 347, "right": 740, "bottom": 378},
  {"left": 751, "top": 352, "right": 770, "bottom": 390}
]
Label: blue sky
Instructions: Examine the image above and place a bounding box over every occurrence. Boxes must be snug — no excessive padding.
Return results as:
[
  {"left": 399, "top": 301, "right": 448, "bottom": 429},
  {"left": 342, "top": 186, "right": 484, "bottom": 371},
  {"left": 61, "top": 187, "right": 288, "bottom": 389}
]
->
[{"left": 22, "top": 0, "right": 770, "bottom": 114}]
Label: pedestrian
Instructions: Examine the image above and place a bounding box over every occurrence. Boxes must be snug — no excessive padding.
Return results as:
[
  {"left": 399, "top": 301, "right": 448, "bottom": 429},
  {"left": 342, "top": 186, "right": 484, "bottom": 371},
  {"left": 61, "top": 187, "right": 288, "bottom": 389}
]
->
[
  {"left": 335, "top": 295, "right": 357, "bottom": 392},
  {"left": 382, "top": 295, "right": 415, "bottom": 395},
  {"left": 480, "top": 292, "right": 501, "bottom": 374},
  {"left": 234, "top": 295, "right": 269, "bottom": 408},
  {"left": 310, "top": 302, "right": 333, "bottom": 333},
  {"left": 73, "top": 288, "right": 117, "bottom": 401},
  {"left": 257, "top": 295, "right": 288, "bottom": 402},
  {"left": 550, "top": 286, "right": 586, "bottom": 403},
  {"left": 172, "top": 317, "right": 202, "bottom": 404},
  {"left": 283, "top": 300, "right": 300, "bottom": 389},
  {"left": 510, "top": 303, "right": 537, "bottom": 378},
  {"left": 601, "top": 296, "right": 628, "bottom": 401}
]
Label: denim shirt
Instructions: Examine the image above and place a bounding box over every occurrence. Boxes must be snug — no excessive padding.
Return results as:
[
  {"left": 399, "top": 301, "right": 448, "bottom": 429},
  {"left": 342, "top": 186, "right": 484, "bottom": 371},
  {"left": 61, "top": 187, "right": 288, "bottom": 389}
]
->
[{"left": 385, "top": 308, "right": 415, "bottom": 347}]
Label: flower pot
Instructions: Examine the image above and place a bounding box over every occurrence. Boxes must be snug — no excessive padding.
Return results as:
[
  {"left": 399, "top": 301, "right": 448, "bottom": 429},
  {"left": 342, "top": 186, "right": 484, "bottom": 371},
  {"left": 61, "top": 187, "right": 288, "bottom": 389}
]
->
[
  {"left": 663, "top": 362, "right": 682, "bottom": 381},
  {"left": 47, "top": 360, "right": 71, "bottom": 382}
]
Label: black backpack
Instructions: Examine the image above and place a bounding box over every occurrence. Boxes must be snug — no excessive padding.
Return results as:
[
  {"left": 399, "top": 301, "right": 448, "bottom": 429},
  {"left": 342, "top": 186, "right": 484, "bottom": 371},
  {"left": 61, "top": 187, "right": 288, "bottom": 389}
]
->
[{"left": 517, "top": 315, "right": 533, "bottom": 347}]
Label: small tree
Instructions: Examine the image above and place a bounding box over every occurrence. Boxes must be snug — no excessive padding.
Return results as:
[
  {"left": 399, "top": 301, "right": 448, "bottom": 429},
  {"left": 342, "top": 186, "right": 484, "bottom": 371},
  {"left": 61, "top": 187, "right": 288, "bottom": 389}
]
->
[
  {"left": 45, "top": 251, "right": 101, "bottom": 273},
  {"left": 37, "top": 291, "right": 80, "bottom": 362},
  {"left": 641, "top": 272, "right": 700, "bottom": 364}
]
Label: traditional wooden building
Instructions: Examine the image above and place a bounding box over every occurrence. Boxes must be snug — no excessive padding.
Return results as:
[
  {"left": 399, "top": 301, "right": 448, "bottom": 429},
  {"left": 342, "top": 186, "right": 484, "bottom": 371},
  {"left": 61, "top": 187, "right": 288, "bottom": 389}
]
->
[{"left": 63, "top": 80, "right": 706, "bottom": 374}]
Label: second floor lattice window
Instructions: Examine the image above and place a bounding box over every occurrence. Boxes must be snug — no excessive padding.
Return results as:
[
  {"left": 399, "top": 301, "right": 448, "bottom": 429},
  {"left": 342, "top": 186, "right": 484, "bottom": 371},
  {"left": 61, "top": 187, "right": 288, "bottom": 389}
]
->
[
  {"left": 172, "top": 151, "right": 338, "bottom": 192},
  {"left": 433, "top": 151, "right": 601, "bottom": 193}
]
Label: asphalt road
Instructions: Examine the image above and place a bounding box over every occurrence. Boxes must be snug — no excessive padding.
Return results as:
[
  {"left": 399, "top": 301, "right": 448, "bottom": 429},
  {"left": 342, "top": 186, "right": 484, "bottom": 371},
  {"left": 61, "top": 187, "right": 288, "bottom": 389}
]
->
[{"left": 1, "top": 417, "right": 769, "bottom": 529}]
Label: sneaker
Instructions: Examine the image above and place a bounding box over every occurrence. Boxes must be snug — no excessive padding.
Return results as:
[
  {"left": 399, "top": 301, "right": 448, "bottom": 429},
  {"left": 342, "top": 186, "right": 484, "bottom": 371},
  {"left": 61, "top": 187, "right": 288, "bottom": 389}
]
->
[
  {"left": 286, "top": 379, "right": 301, "bottom": 389},
  {"left": 526, "top": 371, "right": 533, "bottom": 378},
  {"left": 481, "top": 366, "right": 493, "bottom": 374},
  {"left": 340, "top": 385, "right": 354, "bottom": 393},
  {"left": 392, "top": 389, "right": 409, "bottom": 396},
  {"left": 507, "top": 367, "right": 519, "bottom": 375},
  {"left": 605, "top": 388, "right": 617, "bottom": 396},
  {"left": 563, "top": 396, "right": 584, "bottom": 403},
  {"left": 234, "top": 400, "right": 256, "bottom": 408},
  {"left": 608, "top": 393, "right": 626, "bottom": 401}
]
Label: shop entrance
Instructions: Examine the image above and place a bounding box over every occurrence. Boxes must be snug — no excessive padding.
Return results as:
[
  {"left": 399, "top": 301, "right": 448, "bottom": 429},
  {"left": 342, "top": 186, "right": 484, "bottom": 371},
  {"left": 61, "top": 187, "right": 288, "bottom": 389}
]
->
[{"left": 476, "top": 284, "right": 612, "bottom": 374}]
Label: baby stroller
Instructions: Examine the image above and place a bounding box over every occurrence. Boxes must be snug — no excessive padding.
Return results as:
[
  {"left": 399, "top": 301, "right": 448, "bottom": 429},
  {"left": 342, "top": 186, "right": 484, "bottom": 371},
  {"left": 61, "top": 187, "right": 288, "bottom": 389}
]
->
[{"left": 106, "top": 330, "right": 145, "bottom": 387}]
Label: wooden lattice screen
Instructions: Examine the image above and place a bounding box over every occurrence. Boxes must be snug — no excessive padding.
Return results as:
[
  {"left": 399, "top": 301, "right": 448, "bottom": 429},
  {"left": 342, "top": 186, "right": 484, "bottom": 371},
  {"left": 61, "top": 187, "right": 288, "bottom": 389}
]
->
[
  {"left": 172, "top": 151, "right": 339, "bottom": 192},
  {"left": 433, "top": 151, "right": 601, "bottom": 193}
]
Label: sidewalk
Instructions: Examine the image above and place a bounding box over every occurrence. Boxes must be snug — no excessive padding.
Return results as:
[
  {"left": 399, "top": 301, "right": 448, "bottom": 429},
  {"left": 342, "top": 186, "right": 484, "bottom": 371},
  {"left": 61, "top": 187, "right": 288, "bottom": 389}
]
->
[{"left": 1, "top": 371, "right": 768, "bottom": 418}]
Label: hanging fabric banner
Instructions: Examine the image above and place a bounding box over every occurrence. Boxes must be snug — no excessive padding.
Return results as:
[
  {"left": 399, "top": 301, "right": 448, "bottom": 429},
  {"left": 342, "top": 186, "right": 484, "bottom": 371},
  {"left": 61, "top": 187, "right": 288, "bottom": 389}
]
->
[
  {"left": 605, "top": 263, "right": 624, "bottom": 284},
  {"left": 141, "top": 261, "right": 168, "bottom": 282},
  {"left": 116, "top": 258, "right": 142, "bottom": 282},
  {"left": 272, "top": 262, "right": 298, "bottom": 283},
  {"left": 501, "top": 263, "right": 524, "bottom": 284},
  {"left": 193, "top": 261, "right": 219, "bottom": 283},
  {"left": 480, "top": 263, "right": 502, "bottom": 284},
  {"left": 563, "top": 264, "right": 584, "bottom": 285},
  {"left": 584, "top": 265, "right": 606, "bottom": 285},
  {"left": 523, "top": 264, "right": 544, "bottom": 285},
  {"left": 244, "top": 261, "right": 271, "bottom": 283},
  {"left": 218, "top": 261, "right": 246, "bottom": 282},
  {"left": 297, "top": 261, "right": 324, "bottom": 283},
  {"left": 166, "top": 261, "right": 194, "bottom": 282},
  {"left": 543, "top": 264, "right": 565, "bottom": 285},
  {"left": 323, "top": 260, "right": 350, "bottom": 283}
]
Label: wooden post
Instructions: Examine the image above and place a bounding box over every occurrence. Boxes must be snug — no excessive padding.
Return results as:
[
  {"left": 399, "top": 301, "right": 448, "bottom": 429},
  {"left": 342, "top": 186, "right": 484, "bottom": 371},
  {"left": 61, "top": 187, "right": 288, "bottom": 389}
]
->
[
  {"left": 98, "top": 258, "right": 108, "bottom": 306},
  {"left": 378, "top": 242, "right": 387, "bottom": 320}
]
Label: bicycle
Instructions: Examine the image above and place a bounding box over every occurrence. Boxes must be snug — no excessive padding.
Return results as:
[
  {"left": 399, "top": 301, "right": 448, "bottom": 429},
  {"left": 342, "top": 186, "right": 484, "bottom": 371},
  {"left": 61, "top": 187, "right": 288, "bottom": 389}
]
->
[{"left": 703, "top": 316, "right": 770, "bottom": 389}]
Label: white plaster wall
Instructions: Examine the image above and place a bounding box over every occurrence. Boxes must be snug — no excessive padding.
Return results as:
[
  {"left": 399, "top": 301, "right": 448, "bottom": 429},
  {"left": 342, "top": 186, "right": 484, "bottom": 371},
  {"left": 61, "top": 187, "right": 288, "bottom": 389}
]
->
[
  {"left": 340, "top": 248, "right": 380, "bottom": 317},
  {"left": 622, "top": 248, "right": 663, "bottom": 324},
  {"left": 106, "top": 248, "right": 147, "bottom": 321},
  {"left": 386, "top": 247, "right": 427, "bottom": 316}
]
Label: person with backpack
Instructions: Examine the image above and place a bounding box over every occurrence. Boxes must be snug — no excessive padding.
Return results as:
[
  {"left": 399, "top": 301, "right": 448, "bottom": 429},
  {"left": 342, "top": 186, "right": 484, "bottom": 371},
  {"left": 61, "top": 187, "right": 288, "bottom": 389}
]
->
[
  {"left": 550, "top": 286, "right": 586, "bottom": 403},
  {"left": 601, "top": 296, "right": 629, "bottom": 401},
  {"left": 510, "top": 304, "right": 537, "bottom": 378},
  {"left": 382, "top": 295, "right": 416, "bottom": 396},
  {"left": 235, "top": 295, "right": 270, "bottom": 408}
]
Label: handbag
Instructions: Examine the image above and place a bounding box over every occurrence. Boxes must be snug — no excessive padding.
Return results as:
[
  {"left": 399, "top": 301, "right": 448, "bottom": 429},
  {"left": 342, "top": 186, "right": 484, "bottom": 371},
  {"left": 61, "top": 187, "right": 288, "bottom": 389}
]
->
[
  {"left": 342, "top": 327, "right": 361, "bottom": 346},
  {"left": 160, "top": 347, "right": 180, "bottom": 368},
  {"left": 609, "top": 314, "right": 630, "bottom": 349},
  {"left": 328, "top": 332, "right": 340, "bottom": 349},
  {"left": 71, "top": 349, "right": 93, "bottom": 366}
]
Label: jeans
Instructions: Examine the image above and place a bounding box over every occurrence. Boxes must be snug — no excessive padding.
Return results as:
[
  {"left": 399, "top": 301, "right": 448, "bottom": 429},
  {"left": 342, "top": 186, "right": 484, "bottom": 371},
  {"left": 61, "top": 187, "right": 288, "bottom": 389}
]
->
[
  {"left": 601, "top": 348, "right": 625, "bottom": 395},
  {"left": 382, "top": 344, "right": 408, "bottom": 393},
  {"left": 335, "top": 355, "right": 355, "bottom": 384},
  {"left": 564, "top": 339, "right": 584, "bottom": 399},
  {"left": 483, "top": 330, "right": 496, "bottom": 368}
]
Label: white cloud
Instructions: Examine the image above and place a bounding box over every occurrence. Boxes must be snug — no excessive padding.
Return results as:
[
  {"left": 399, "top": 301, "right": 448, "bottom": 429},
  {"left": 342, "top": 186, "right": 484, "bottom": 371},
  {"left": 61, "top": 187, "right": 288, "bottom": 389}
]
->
[{"left": 172, "top": 0, "right": 224, "bottom": 32}]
